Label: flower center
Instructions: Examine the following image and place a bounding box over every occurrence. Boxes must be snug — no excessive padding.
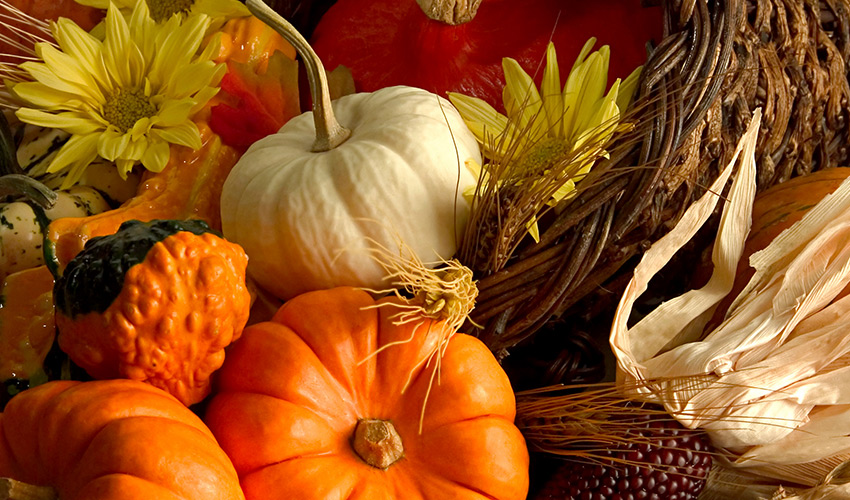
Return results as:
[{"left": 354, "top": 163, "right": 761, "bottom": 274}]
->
[
  {"left": 517, "top": 137, "right": 571, "bottom": 177},
  {"left": 103, "top": 88, "right": 157, "bottom": 133},
  {"left": 146, "top": 0, "right": 194, "bottom": 23}
]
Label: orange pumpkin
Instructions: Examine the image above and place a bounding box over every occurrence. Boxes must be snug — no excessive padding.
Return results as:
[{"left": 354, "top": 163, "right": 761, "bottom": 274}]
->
[
  {"left": 54, "top": 219, "right": 251, "bottom": 407},
  {"left": 205, "top": 287, "right": 529, "bottom": 500},
  {"left": 702, "top": 167, "right": 850, "bottom": 328},
  {"left": 0, "top": 379, "right": 245, "bottom": 500}
]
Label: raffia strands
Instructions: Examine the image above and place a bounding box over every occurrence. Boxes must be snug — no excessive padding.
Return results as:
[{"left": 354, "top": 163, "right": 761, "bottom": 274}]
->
[
  {"left": 517, "top": 381, "right": 714, "bottom": 457},
  {"left": 356, "top": 233, "right": 478, "bottom": 434},
  {"left": 0, "top": 0, "right": 54, "bottom": 108}
]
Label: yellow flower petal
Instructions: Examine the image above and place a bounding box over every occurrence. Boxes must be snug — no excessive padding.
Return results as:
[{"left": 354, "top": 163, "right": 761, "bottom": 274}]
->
[
  {"left": 16, "top": 108, "right": 101, "bottom": 134},
  {"left": 103, "top": 3, "right": 136, "bottom": 88},
  {"left": 191, "top": 0, "right": 251, "bottom": 18},
  {"left": 140, "top": 139, "right": 171, "bottom": 173},
  {"left": 526, "top": 216, "right": 541, "bottom": 243},
  {"left": 550, "top": 178, "right": 577, "bottom": 204},
  {"left": 502, "top": 57, "right": 546, "bottom": 139},
  {"left": 571, "top": 53, "right": 608, "bottom": 138},
  {"left": 153, "top": 120, "right": 201, "bottom": 149},
  {"left": 448, "top": 92, "right": 509, "bottom": 145},
  {"left": 98, "top": 128, "right": 131, "bottom": 161},
  {"left": 569, "top": 37, "right": 597, "bottom": 76},
  {"left": 73, "top": 0, "right": 132, "bottom": 9},
  {"left": 151, "top": 15, "right": 209, "bottom": 87},
  {"left": 130, "top": 116, "right": 153, "bottom": 140},
  {"left": 47, "top": 132, "right": 100, "bottom": 176},
  {"left": 462, "top": 158, "right": 488, "bottom": 203},
  {"left": 20, "top": 59, "right": 88, "bottom": 100},
  {"left": 52, "top": 19, "right": 110, "bottom": 86},
  {"left": 154, "top": 98, "right": 196, "bottom": 126},
  {"left": 170, "top": 61, "right": 225, "bottom": 98},
  {"left": 115, "top": 159, "right": 136, "bottom": 179},
  {"left": 61, "top": 160, "right": 94, "bottom": 190},
  {"left": 122, "top": 135, "right": 149, "bottom": 161},
  {"left": 12, "top": 82, "right": 81, "bottom": 110},
  {"left": 129, "top": 2, "right": 157, "bottom": 61},
  {"left": 37, "top": 43, "right": 102, "bottom": 98},
  {"left": 575, "top": 94, "right": 619, "bottom": 153},
  {"left": 190, "top": 85, "right": 222, "bottom": 114},
  {"left": 617, "top": 66, "right": 643, "bottom": 113},
  {"left": 541, "top": 42, "right": 563, "bottom": 137}
]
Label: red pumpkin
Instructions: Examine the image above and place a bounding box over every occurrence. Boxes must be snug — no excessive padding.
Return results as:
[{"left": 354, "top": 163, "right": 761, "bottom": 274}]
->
[
  {"left": 205, "top": 287, "right": 529, "bottom": 500},
  {"left": 309, "top": 0, "right": 662, "bottom": 111}
]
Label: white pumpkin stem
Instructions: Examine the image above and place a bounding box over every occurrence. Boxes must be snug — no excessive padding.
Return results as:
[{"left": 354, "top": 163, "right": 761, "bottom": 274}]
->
[
  {"left": 246, "top": 0, "right": 351, "bottom": 152},
  {"left": 416, "top": 0, "right": 481, "bottom": 25},
  {"left": 0, "top": 479, "right": 57, "bottom": 500}
]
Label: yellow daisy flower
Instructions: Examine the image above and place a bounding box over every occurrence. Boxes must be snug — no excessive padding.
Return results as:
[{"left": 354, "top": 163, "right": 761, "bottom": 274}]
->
[
  {"left": 76, "top": 0, "right": 250, "bottom": 24},
  {"left": 449, "top": 38, "right": 642, "bottom": 241},
  {"left": 10, "top": 1, "right": 226, "bottom": 189}
]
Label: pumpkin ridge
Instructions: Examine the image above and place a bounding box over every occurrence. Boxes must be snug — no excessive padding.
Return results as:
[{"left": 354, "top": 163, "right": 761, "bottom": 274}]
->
[
  {"left": 242, "top": 452, "right": 343, "bottom": 476},
  {"left": 403, "top": 460, "right": 501, "bottom": 500},
  {"left": 214, "top": 386, "right": 351, "bottom": 436},
  {"left": 418, "top": 413, "right": 516, "bottom": 434},
  {"left": 283, "top": 329, "right": 363, "bottom": 417},
  {"left": 0, "top": 418, "right": 25, "bottom": 482},
  {"left": 63, "top": 411, "right": 214, "bottom": 487},
  {"left": 272, "top": 289, "right": 379, "bottom": 414},
  {"left": 70, "top": 416, "right": 233, "bottom": 498},
  {"left": 446, "top": 479, "right": 500, "bottom": 500}
]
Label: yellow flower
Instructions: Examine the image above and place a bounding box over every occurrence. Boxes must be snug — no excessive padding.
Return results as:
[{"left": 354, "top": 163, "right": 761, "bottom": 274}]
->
[
  {"left": 76, "top": 0, "right": 250, "bottom": 24},
  {"left": 10, "top": 1, "right": 226, "bottom": 189},
  {"left": 449, "top": 38, "right": 642, "bottom": 241}
]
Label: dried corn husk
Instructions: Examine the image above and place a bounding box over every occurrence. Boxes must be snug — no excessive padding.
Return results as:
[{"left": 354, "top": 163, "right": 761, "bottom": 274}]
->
[{"left": 611, "top": 105, "right": 850, "bottom": 488}]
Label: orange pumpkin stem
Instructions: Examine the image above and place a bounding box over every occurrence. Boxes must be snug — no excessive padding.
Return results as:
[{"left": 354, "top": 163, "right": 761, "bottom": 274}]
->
[
  {"left": 351, "top": 419, "right": 404, "bottom": 469},
  {"left": 0, "top": 479, "right": 57, "bottom": 500},
  {"left": 415, "top": 0, "right": 481, "bottom": 24}
]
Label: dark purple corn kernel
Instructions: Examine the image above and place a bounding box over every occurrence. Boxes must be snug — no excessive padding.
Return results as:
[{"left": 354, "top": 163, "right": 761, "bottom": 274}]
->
[{"left": 533, "top": 412, "right": 712, "bottom": 500}]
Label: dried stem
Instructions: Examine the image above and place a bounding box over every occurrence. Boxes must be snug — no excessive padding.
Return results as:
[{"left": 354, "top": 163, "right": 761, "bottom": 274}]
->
[
  {"left": 0, "top": 479, "right": 57, "bottom": 500},
  {"left": 245, "top": 0, "right": 349, "bottom": 151}
]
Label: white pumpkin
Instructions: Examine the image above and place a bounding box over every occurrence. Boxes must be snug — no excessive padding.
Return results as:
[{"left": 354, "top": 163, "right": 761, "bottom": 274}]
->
[{"left": 220, "top": 1, "right": 480, "bottom": 300}]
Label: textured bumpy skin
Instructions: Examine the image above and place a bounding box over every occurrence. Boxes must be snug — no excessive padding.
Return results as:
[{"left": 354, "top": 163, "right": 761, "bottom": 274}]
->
[
  {"left": 56, "top": 225, "right": 251, "bottom": 406},
  {"left": 205, "top": 287, "right": 529, "bottom": 500},
  {"left": 0, "top": 380, "right": 245, "bottom": 500}
]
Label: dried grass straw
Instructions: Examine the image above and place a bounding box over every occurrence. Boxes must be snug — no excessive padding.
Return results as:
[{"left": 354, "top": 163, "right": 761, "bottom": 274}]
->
[{"left": 0, "top": 0, "right": 53, "bottom": 106}]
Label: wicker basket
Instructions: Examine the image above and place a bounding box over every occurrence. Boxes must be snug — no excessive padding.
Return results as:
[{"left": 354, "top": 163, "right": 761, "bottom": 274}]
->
[
  {"left": 270, "top": 0, "right": 850, "bottom": 385},
  {"left": 459, "top": 0, "right": 850, "bottom": 364}
]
